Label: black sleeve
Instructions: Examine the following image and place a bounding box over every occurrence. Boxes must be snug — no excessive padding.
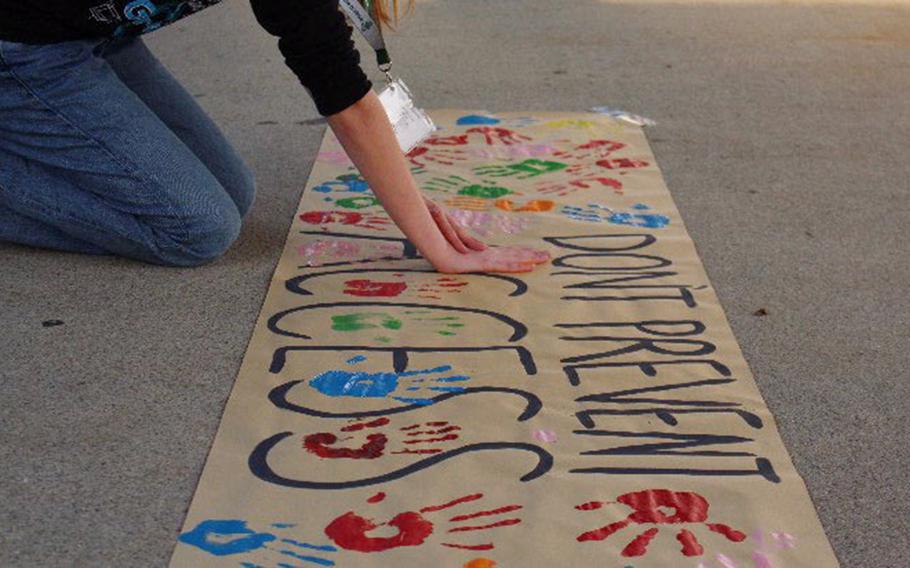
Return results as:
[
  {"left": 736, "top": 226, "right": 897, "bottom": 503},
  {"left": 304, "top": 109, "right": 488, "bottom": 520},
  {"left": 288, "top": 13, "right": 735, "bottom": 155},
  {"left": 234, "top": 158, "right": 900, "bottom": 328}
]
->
[{"left": 250, "top": 0, "right": 372, "bottom": 116}]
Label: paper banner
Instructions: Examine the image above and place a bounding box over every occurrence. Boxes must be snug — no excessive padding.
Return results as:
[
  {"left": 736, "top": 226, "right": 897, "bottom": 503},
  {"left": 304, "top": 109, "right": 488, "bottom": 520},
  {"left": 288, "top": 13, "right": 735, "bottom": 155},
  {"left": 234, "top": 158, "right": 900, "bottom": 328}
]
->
[{"left": 170, "top": 111, "right": 838, "bottom": 568}]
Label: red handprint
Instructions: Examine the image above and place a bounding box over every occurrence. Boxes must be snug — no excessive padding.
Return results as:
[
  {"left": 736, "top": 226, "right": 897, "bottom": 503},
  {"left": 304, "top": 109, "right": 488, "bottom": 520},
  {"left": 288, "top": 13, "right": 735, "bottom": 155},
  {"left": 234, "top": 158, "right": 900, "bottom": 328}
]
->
[
  {"left": 536, "top": 176, "right": 624, "bottom": 197},
  {"left": 597, "top": 157, "right": 650, "bottom": 170},
  {"left": 406, "top": 145, "right": 471, "bottom": 168},
  {"left": 416, "top": 276, "right": 468, "bottom": 300},
  {"left": 422, "top": 127, "right": 532, "bottom": 148},
  {"left": 299, "top": 210, "right": 392, "bottom": 231},
  {"left": 302, "top": 418, "right": 462, "bottom": 460},
  {"left": 408, "top": 127, "right": 533, "bottom": 168},
  {"left": 561, "top": 140, "right": 628, "bottom": 174},
  {"left": 574, "top": 139, "right": 627, "bottom": 158},
  {"left": 576, "top": 489, "right": 747, "bottom": 557},
  {"left": 423, "top": 134, "right": 470, "bottom": 146},
  {"left": 343, "top": 280, "right": 408, "bottom": 298},
  {"left": 464, "top": 126, "right": 532, "bottom": 146},
  {"left": 324, "top": 492, "right": 523, "bottom": 553},
  {"left": 559, "top": 139, "right": 630, "bottom": 175}
]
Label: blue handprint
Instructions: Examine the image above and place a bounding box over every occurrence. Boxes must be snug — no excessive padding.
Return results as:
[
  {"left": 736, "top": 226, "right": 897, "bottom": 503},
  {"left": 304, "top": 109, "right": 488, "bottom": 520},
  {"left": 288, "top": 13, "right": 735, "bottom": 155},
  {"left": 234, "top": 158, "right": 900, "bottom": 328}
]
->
[
  {"left": 178, "top": 519, "right": 338, "bottom": 567},
  {"left": 313, "top": 173, "right": 370, "bottom": 194},
  {"left": 456, "top": 114, "right": 501, "bottom": 125},
  {"left": 308, "top": 359, "right": 470, "bottom": 405},
  {"left": 561, "top": 203, "right": 670, "bottom": 229}
]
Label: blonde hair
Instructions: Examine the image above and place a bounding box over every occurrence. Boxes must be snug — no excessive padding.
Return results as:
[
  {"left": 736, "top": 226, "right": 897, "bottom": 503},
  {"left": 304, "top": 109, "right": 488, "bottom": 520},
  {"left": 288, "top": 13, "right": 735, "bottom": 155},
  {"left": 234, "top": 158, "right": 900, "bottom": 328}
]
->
[{"left": 372, "top": 0, "right": 413, "bottom": 30}]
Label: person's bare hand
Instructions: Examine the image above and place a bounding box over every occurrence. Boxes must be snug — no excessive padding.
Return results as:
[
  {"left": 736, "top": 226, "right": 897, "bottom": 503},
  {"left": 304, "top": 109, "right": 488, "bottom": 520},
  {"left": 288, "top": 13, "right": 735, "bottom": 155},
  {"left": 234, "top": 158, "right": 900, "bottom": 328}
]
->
[
  {"left": 423, "top": 197, "right": 487, "bottom": 254},
  {"left": 429, "top": 245, "right": 550, "bottom": 274}
]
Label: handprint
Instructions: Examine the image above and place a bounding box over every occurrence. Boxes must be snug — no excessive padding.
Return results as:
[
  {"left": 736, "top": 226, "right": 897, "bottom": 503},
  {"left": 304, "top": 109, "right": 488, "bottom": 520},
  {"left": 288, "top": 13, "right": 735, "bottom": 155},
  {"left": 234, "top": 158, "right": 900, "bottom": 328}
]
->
[
  {"left": 456, "top": 114, "right": 501, "bottom": 126},
  {"left": 468, "top": 143, "right": 558, "bottom": 160},
  {"left": 408, "top": 127, "right": 532, "bottom": 168},
  {"left": 571, "top": 139, "right": 627, "bottom": 160},
  {"left": 406, "top": 145, "right": 471, "bottom": 168},
  {"left": 445, "top": 195, "right": 493, "bottom": 212},
  {"left": 576, "top": 489, "right": 747, "bottom": 557},
  {"left": 738, "top": 530, "right": 797, "bottom": 568},
  {"left": 299, "top": 210, "right": 392, "bottom": 231},
  {"left": 558, "top": 139, "right": 630, "bottom": 175},
  {"left": 340, "top": 276, "right": 469, "bottom": 300},
  {"left": 597, "top": 157, "right": 650, "bottom": 170},
  {"left": 473, "top": 159, "right": 568, "bottom": 180},
  {"left": 421, "top": 127, "right": 532, "bottom": 147},
  {"left": 457, "top": 184, "right": 515, "bottom": 199},
  {"left": 313, "top": 172, "right": 370, "bottom": 193},
  {"left": 536, "top": 175, "right": 624, "bottom": 197},
  {"left": 308, "top": 359, "right": 471, "bottom": 405},
  {"left": 606, "top": 207, "right": 670, "bottom": 228},
  {"left": 463, "top": 559, "right": 499, "bottom": 568},
  {"left": 405, "top": 309, "right": 465, "bottom": 336},
  {"left": 421, "top": 175, "right": 471, "bottom": 193},
  {"left": 415, "top": 276, "right": 468, "bottom": 300},
  {"left": 451, "top": 114, "right": 542, "bottom": 130},
  {"left": 463, "top": 126, "right": 532, "bottom": 146},
  {"left": 343, "top": 279, "right": 408, "bottom": 298},
  {"left": 330, "top": 312, "right": 399, "bottom": 342},
  {"left": 301, "top": 417, "right": 462, "bottom": 459},
  {"left": 560, "top": 203, "right": 670, "bottom": 228},
  {"left": 447, "top": 209, "right": 532, "bottom": 237},
  {"left": 297, "top": 240, "right": 402, "bottom": 267},
  {"left": 331, "top": 312, "right": 402, "bottom": 333},
  {"left": 178, "top": 519, "right": 339, "bottom": 567},
  {"left": 560, "top": 204, "right": 607, "bottom": 223},
  {"left": 493, "top": 198, "right": 556, "bottom": 213},
  {"left": 330, "top": 311, "right": 464, "bottom": 342},
  {"left": 332, "top": 196, "right": 381, "bottom": 210},
  {"left": 324, "top": 492, "right": 522, "bottom": 553}
]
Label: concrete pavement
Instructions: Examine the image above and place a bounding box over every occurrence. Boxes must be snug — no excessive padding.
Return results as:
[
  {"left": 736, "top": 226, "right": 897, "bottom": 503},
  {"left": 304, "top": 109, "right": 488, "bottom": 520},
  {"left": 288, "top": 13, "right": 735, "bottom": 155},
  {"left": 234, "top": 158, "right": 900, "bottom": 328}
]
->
[{"left": 2, "top": 1, "right": 908, "bottom": 565}]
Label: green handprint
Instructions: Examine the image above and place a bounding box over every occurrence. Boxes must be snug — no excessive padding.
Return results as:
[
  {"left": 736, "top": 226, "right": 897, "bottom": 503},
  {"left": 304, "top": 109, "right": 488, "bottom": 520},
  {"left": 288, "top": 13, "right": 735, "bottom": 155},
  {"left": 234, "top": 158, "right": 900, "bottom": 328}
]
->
[
  {"left": 332, "top": 313, "right": 403, "bottom": 332},
  {"left": 473, "top": 159, "right": 568, "bottom": 179}
]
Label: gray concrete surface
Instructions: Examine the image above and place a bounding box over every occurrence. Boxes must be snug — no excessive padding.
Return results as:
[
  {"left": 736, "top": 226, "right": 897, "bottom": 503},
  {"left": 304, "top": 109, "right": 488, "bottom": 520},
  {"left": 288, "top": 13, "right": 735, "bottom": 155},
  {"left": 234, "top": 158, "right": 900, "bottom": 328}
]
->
[{"left": 2, "top": 0, "right": 908, "bottom": 566}]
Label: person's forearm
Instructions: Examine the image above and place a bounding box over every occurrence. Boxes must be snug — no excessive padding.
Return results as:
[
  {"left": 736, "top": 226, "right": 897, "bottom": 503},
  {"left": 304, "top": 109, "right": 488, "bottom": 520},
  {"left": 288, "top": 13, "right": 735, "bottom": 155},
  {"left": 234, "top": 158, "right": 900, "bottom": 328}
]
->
[{"left": 326, "top": 91, "right": 450, "bottom": 262}]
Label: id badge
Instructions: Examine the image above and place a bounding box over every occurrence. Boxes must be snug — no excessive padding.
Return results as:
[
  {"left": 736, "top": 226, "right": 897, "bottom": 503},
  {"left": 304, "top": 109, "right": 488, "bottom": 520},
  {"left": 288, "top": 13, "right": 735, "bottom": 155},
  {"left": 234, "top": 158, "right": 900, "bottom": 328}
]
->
[{"left": 377, "top": 78, "right": 436, "bottom": 154}]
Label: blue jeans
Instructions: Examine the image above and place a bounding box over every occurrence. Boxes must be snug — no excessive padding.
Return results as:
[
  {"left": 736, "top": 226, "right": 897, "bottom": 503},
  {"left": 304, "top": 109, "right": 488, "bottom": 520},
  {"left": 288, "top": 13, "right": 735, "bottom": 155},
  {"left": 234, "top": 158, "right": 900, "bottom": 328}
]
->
[{"left": 0, "top": 36, "right": 255, "bottom": 266}]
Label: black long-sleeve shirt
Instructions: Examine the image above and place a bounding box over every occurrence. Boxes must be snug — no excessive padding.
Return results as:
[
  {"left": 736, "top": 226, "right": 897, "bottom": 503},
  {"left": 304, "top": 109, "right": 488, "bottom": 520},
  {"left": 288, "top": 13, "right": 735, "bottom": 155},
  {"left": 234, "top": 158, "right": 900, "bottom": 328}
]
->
[{"left": 0, "top": 0, "right": 372, "bottom": 115}]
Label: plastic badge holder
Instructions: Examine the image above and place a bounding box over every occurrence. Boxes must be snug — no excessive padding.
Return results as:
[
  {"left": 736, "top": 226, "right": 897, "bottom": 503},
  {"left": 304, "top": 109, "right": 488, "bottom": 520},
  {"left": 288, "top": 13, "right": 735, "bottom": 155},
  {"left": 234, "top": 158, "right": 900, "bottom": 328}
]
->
[{"left": 378, "top": 78, "right": 436, "bottom": 154}]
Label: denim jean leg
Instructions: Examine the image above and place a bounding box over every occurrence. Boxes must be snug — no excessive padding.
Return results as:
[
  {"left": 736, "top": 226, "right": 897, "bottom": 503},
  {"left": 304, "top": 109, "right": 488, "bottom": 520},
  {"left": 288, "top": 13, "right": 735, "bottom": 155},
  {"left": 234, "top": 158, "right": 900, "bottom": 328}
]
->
[
  {"left": 100, "top": 37, "right": 256, "bottom": 217},
  {"left": 0, "top": 38, "right": 242, "bottom": 266},
  {"left": 0, "top": 201, "right": 107, "bottom": 254}
]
